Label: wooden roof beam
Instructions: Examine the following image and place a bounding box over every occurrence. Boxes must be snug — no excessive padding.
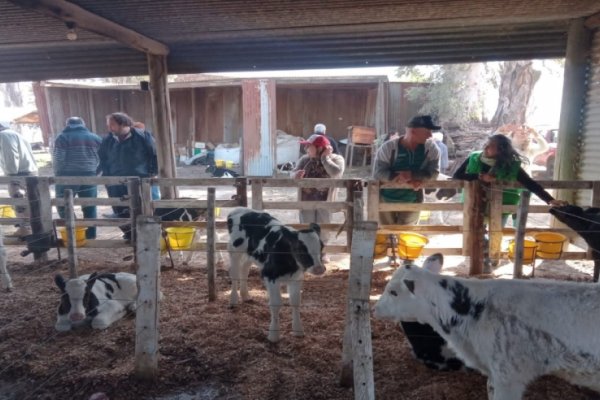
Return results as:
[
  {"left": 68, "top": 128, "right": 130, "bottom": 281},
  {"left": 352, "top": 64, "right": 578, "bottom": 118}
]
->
[
  {"left": 9, "top": 0, "right": 169, "bottom": 55},
  {"left": 584, "top": 12, "right": 600, "bottom": 29}
]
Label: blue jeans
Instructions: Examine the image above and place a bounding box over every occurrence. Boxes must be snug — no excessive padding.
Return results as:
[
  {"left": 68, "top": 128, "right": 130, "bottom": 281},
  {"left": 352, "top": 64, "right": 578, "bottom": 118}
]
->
[{"left": 55, "top": 184, "right": 98, "bottom": 239}]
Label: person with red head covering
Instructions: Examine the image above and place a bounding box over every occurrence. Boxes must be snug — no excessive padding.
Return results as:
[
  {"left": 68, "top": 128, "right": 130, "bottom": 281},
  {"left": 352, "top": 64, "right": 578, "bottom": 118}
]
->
[{"left": 292, "top": 134, "right": 345, "bottom": 263}]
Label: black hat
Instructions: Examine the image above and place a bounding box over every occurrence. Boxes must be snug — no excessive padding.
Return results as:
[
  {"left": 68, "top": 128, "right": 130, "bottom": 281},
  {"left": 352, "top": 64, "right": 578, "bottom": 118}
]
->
[{"left": 406, "top": 115, "right": 441, "bottom": 131}]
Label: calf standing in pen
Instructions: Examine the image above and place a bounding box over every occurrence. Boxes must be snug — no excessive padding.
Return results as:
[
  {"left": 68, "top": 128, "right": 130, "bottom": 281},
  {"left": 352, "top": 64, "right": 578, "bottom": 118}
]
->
[
  {"left": 227, "top": 207, "right": 325, "bottom": 342},
  {"left": 54, "top": 272, "right": 137, "bottom": 331},
  {"left": 550, "top": 205, "right": 600, "bottom": 282},
  {"left": 374, "top": 255, "right": 600, "bottom": 400}
]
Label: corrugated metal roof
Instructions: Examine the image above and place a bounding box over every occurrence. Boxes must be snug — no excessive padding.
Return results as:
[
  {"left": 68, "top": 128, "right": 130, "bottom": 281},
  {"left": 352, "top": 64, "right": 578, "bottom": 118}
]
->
[{"left": 1, "top": 0, "right": 599, "bottom": 82}]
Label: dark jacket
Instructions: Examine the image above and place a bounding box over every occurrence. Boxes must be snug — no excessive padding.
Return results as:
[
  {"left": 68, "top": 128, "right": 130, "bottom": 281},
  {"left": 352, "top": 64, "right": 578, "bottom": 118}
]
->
[{"left": 98, "top": 128, "right": 158, "bottom": 178}]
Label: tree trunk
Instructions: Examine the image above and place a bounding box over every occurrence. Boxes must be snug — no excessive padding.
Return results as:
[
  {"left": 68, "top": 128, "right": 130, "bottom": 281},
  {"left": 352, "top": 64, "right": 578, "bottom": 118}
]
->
[
  {"left": 1, "top": 83, "right": 23, "bottom": 108},
  {"left": 491, "top": 61, "right": 541, "bottom": 128}
]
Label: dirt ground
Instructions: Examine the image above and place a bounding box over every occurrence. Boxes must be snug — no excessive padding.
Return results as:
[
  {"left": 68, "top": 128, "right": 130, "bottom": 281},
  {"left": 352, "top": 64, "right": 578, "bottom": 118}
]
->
[{"left": 0, "top": 161, "right": 598, "bottom": 400}]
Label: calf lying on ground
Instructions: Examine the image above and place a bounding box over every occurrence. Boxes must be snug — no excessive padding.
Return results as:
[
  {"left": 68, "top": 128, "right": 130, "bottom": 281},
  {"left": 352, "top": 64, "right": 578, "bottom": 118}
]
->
[
  {"left": 54, "top": 272, "right": 137, "bottom": 331},
  {"left": 374, "top": 258, "right": 600, "bottom": 400},
  {"left": 0, "top": 227, "right": 10, "bottom": 291},
  {"left": 227, "top": 207, "right": 325, "bottom": 342},
  {"left": 396, "top": 254, "right": 464, "bottom": 371},
  {"left": 550, "top": 205, "right": 600, "bottom": 282}
]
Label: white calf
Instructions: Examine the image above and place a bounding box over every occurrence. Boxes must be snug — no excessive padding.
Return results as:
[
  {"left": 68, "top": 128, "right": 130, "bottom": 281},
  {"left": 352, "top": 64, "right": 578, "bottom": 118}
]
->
[
  {"left": 374, "top": 262, "right": 600, "bottom": 400},
  {"left": 54, "top": 272, "right": 137, "bottom": 331},
  {"left": 227, "top": 207, "right": 325, "bottom": 342}
]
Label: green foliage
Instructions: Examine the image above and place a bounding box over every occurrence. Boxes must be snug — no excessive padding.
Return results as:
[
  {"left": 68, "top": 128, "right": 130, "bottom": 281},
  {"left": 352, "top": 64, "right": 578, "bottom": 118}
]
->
[{"left": 401, "top": 64, "right": 487, "bottom": 125}]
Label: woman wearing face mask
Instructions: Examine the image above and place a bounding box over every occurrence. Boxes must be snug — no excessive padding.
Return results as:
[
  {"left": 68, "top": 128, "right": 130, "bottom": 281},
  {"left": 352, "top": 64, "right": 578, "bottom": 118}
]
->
[{"left": 292, "top": 134, "right": 345, "bottom": 263}]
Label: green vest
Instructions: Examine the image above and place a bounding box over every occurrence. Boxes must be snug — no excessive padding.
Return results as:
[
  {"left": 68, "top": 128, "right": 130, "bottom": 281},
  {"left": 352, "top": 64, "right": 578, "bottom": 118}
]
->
[
  {"left": 380, "top": 142, "right": 426, "bottom": 203},
  {"left": 465, "top": 151, "right": 521, "bottom": 205}
]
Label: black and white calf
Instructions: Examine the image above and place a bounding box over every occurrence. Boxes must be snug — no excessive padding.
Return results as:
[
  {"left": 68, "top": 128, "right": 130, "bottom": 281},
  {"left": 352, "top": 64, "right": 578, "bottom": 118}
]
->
[
  {"left": 374, "top": 260, "right": 600, "bottom": 400},
  {"left": 54, "top": 272, "right": 137, "bottom": 331},
  {"left": 550, "top": 205, "right": 600, "bottom": 282},
  {"left": 227, "top": 207, "right": 325, "bottom": 342},
  {"left": 395, "top": 254, "right": 464, "bottom": 371}
]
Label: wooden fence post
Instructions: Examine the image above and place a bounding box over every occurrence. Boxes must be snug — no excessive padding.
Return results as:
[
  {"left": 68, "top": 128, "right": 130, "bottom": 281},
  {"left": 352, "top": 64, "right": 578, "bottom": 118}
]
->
[
  {"left": 251, "top": 179, "right": 264, "bottom": 210},
  {"left": 465, "top": 181, "right": 485, "bottom": 275},
  {"left": 366, "top": 180, "right": 379, "bottom": 223},
  {"left": 236, "top": 177, "right": 248, "bottom": 207},
  {"left": 512, "top": 191, "right": 531, "bottom": 279},
  {"left": 207, "top": 187, "right": 217, "bottom": 301},
  {"left": 340, "top": 220, "right": 377, "bottom": 400},
  {"left": 135, "top": 216, "right": 161, "bottom": 380},
  {"left": 128, "top": 178, "right": 142, "bottom": 260},
  {"left": 64, "top": 189, "right": 78, "bottom": 278},
  {"left": 26, "top": 176, "right": 53, "bottom": 262},
  {"left": 488, "top": 184, "right": 504, "bottom": 272},
  {"left": 140, "top": 178, "right": 154, "bottom": 216}
]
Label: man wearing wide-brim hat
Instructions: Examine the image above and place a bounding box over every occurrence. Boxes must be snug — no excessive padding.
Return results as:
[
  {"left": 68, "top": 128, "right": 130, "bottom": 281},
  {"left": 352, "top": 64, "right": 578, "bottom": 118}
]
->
[{"left": 373, "top": 115, "right": 441, "bottom": 226}]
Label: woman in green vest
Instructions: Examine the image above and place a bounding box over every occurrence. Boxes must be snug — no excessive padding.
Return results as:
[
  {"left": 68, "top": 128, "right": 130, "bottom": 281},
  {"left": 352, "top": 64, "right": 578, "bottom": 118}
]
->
[{"left": 453, "top": 134, "right": 567, "bottom": 267}]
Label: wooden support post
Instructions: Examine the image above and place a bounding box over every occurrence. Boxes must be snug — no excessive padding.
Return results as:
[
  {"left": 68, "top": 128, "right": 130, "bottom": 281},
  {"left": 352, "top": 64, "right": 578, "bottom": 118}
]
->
[
  {"left": 251, "top": 179, "right": 264, "bottom": 210},
  {"left": 466, "top": 181, "right": 485, "bottom": 275},
  {"left": 345, "top": 180, "right": 360, "bottom": 248},
  {"left": 207, "top": 187, "right": 217, "bottom": 302},
  {"left": 512, "top": 191, "right": 531, "bottom": 279},
  {"left": 242, "top": 79, "right": 276, "bottom": 176},
  {"left": 128, "top": 178, "right": 142, "bottom": 260},
  {"left": 555, "top": 19, "right": 592, "bottom": 203},
  {"left": 340, "top": 220, "right": 377, "bottom": 399},
  {"left": 366, "top": 180, "right": 379, "bottom": 223},
  {"left": 135, "top": 216, "right": 161, "bottom": 380},
  {"left": 148, "top": 53, "right": 177, "bottom": 199},
  {"left": 64, "top": 189, "right": 78, "bottom": 278},
  {"left": 235, "top": 177, "right": 248, "bottom": 207},
  {"left": 141, "top": 178, "right": 154, "bottom": 216},
  {"left": 26, "top": 176, "right": 53, "bottom": 262},
  {"left": 488, "top": 184, "right": 504, "bottom": 272}
]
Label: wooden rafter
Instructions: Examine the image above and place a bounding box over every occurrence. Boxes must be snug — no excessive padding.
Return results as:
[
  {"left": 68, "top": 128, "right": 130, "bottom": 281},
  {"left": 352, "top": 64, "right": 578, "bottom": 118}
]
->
[
  {"left": 585, "top": 11, "right": 600, "bottom": 29},
  {"left": 9, "top": 0, "right": 169, "bottom": 55}
]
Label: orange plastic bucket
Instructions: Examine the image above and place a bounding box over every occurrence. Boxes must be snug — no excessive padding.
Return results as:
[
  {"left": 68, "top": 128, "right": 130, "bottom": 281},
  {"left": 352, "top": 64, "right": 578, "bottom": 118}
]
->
[
  {"left": 397, "top": 232, "right": 429, "bottom": 260},
  {"left": 58, "top": 227, "right": 87, "bottom": 247},
  {"left": 532, "top": 232, "right": 566, "bottom": 259},
  {"left": 508, "top": 238, "right": 537, "bottom": 264}
]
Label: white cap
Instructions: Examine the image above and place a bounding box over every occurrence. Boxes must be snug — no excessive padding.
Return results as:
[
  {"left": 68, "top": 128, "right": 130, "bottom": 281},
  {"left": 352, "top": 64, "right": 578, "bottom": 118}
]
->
[
  {"left": 314, "top": 123, "right": 326, "bottom": 134},
  {"left": 432, "top": 132, "right": 444, "bottom": 141},
  {"left": 0, "top": 121, "right": 11, "bottom": 129}
]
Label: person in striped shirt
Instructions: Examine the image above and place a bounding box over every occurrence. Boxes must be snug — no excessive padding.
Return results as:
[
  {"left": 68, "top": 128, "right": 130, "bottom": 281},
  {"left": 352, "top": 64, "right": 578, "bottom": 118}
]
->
[{"left": 53, "top": 117, "right": 102, "bottom": 239}]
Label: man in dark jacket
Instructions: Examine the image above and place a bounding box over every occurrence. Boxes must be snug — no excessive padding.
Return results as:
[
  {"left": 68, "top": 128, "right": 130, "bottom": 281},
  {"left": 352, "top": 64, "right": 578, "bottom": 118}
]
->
[
  {"left": 53, "top": 117, "right": 102, "bottom": 239},
  {"left": 98, "top": 112, "right": 159, "bottom": 240}
]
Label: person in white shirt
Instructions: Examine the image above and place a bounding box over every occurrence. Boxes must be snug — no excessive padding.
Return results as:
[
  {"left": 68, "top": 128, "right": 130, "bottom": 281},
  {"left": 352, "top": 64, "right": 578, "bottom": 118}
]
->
[{"left": 0, "top": 121, "right": 38, "bottom": 237}]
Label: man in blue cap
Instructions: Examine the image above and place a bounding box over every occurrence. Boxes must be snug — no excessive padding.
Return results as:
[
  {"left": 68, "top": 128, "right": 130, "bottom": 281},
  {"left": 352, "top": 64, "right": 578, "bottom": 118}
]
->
[{"left": 373, "top": 115, "right": 441, "bottom": 225}]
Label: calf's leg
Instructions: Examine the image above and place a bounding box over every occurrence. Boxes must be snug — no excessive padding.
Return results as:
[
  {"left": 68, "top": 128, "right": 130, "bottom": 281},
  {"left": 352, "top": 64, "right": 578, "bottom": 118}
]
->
[
  {"left": 265, "top": 279, "right": 283, "bottom": 342},
  {"left": 287, "top": 280, "right": 304, "bottom": 337},
  {"left": 228, "top": 250, "right": 243, "bottom": 306},
  {"left": 91, "top": 302, "right": 128, "bottom": 330},
  {"left": 239, "top": 260, "right": 252, "bottom": 302},
  {"left": 0, "top": 242, "right": 11, "bottom": 292}
]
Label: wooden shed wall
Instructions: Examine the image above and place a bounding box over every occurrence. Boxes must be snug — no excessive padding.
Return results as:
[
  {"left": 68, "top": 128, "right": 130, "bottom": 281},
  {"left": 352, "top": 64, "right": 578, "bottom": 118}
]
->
[
  {"left": 43, "top": 82, "right": 401, "bottom": 147},
  {"left": 387, "top": 82, "right": 426, "bottom": 133}
]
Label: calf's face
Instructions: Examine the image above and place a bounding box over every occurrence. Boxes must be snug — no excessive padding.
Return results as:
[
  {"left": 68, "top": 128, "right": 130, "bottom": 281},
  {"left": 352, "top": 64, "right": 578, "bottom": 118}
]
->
[
  {"left": 295, "top": 223, "right": 325, "bottom": 275},
  {"left": 374, "top": 253, "right": 443, "bottom": 323},
  {"left": 55, "top": 274, "right": 97, "bottom": 322}
]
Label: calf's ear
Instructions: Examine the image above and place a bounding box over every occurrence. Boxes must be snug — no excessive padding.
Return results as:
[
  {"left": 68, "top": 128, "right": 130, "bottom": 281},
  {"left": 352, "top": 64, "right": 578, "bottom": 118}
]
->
[
  {"left": 54, "top": 274, "right": 66, "bottom": 292},
  {"left": 309, "top": 223, "right": 321, "bottom": 235}
]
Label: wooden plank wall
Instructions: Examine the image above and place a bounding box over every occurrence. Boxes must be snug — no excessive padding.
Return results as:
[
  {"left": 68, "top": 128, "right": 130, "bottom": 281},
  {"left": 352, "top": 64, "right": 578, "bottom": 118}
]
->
[{"left": 387, "top": 82, "right": 427, "bottom": 133}]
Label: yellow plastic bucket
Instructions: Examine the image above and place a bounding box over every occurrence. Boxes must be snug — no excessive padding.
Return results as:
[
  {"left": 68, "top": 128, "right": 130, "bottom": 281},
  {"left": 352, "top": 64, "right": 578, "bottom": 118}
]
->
[
  {"left": 374, "top": 233, "right": 396, "bottom": 257},
  {"left": 397, "top": 232, "right": 429, "bottom": 260},
  {"left": 508, "top": 238, "right": 537, "bottom": 264},
  {"left": 532, "top": 232, "right": 566, "bottom": 259},
  {"left": 215, "top": 160, "right": 226, "bottom": 168},
  {"left": 58, "top": 227, "right": 87, "bottom": 247},
  {"left": 165, "top": 227, "right": 196, "bottom": 250},
  {"left": 225, "top": 160, "right": 234, "bottom": 169},
  {"left": 0, "top": 205, "right": 16, "bottom": 218}
]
